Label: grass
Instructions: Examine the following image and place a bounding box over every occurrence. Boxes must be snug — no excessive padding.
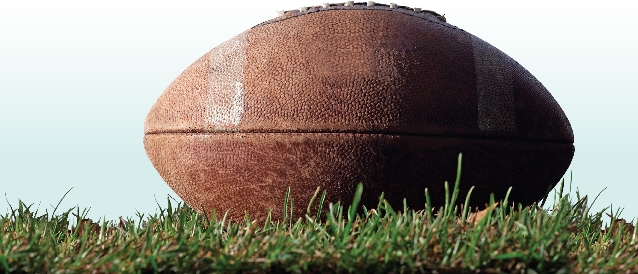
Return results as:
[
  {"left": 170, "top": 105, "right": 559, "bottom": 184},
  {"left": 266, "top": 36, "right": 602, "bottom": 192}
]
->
[{"left": 1, "top": 155, "right": 637, "bottom": 273}]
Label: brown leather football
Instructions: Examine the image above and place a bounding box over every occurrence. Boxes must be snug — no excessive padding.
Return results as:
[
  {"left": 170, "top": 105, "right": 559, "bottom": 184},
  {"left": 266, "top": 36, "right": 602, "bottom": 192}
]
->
[{"left": 144, "top": 2, "right": 574, "bottom": 221}]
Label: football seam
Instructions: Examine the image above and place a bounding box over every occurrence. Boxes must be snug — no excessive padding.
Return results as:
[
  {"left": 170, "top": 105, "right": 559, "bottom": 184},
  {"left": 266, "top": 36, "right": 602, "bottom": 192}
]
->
[
  {"left": 252, "top": 3, "right": 459, "bottom": 32},
  {"left": 144, "top": 131, "right": 573, "bottom": 144}
]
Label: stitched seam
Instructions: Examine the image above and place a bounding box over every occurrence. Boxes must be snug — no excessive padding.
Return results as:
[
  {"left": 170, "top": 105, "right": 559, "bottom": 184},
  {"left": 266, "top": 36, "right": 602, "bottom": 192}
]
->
[
  {"left": 144, "top": 131, "right": 573, "bottom": 144},
  {"left": 250, "top": 5, "right": 462, "bottom": 32}
]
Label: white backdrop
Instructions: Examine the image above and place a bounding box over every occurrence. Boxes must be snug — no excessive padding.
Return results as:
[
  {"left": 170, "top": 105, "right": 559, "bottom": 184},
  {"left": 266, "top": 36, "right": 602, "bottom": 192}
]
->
[{"left": 1, "top": 0, "right": 636, "bottom": 225}]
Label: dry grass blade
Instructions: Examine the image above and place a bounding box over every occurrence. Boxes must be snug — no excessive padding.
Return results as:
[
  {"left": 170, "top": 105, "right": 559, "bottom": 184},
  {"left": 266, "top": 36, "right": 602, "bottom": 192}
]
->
[
  {"left": 467, "top": 202, "right": 499, "bottom": 225},
  {"left": 67, "top": 213, "right": 101, "bottom": 238},
  {"left": 602, "top": 213, "right": 636, "bottom": 238}
]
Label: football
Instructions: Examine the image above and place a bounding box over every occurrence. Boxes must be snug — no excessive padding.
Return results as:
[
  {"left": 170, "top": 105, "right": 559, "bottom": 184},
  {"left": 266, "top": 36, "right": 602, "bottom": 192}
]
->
[{"left": 144, "top": 2, "right": 574, "bottom": 221}]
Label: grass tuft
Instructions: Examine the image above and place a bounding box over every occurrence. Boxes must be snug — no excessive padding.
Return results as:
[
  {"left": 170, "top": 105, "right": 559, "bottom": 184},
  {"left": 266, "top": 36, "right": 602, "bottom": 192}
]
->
[{"left": 1, "top": 155, "right": 636, "bottom": 273}]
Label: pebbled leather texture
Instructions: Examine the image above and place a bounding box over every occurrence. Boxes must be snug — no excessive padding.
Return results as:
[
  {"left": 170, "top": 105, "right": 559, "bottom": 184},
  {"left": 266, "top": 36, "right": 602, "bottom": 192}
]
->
[
  {"left": 144, "top": 3, "right": 574, "bottom": 221},
  {"left": 144, "top": 133, "right": 573, "bottom": 221}
]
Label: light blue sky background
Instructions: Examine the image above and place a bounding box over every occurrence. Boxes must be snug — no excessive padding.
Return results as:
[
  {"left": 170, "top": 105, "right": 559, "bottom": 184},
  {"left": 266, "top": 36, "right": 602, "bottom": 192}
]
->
[{"left": 1, "top": 0, "right": 636, "bottom": 225}]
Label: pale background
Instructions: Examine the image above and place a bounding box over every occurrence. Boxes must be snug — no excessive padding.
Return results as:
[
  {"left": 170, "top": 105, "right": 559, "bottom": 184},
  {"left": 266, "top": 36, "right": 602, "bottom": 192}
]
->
[{"left": 1, "top": 0, "right": 636, "bottom": 225}]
